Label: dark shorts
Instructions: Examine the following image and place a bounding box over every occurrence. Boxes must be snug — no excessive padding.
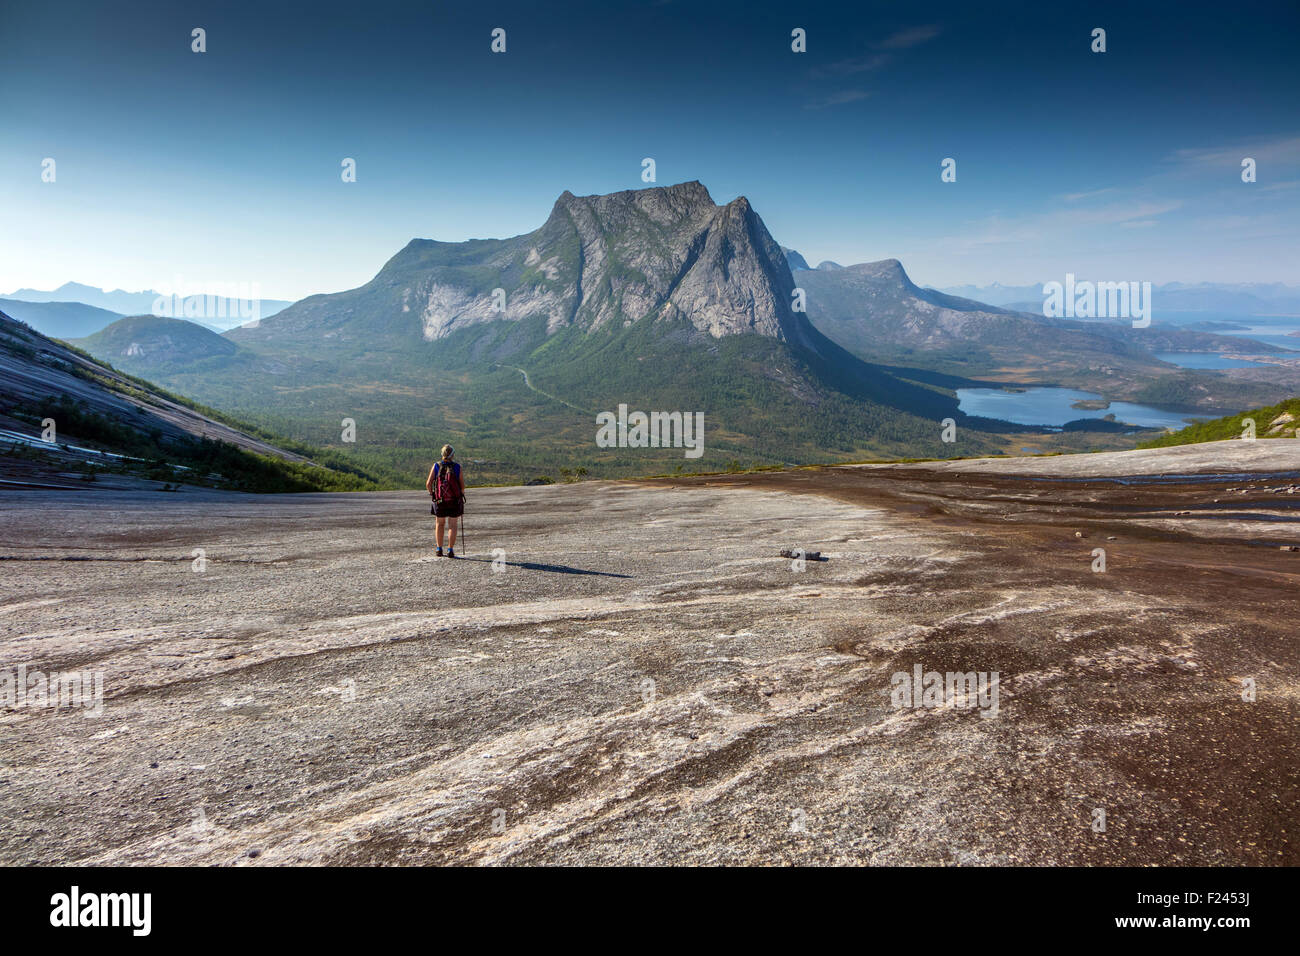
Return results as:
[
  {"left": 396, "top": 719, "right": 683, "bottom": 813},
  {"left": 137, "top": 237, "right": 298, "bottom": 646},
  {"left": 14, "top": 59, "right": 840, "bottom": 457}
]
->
[{"left": 433, "top": 499, "right": 463, "bottom": 518}]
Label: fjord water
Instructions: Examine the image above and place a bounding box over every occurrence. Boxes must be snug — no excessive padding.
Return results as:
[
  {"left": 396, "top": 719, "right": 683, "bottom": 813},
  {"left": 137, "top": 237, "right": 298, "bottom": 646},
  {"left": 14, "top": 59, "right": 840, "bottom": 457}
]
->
[
  {"left": 1153, "top": 352, "right": 1268, "bottom": 369},
  {"left": 956, "top": 386, "right": 1198, "bottom": 430},
  {"left": 958, "top": 312, "right": 1296, "bottom": 427},
  {"left": 1160, "top": 312, "right": 1300, "bottom": 352},
  {"left": 1218, "top": 320, "right": 1300, "bottom": 351}
]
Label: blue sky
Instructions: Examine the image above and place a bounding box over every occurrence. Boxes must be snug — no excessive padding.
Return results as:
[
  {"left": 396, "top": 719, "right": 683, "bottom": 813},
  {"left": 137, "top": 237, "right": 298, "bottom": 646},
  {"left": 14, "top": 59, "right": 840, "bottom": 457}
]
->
[{"left": 2, "top": 0, "right": 1298, "bottom": 301}]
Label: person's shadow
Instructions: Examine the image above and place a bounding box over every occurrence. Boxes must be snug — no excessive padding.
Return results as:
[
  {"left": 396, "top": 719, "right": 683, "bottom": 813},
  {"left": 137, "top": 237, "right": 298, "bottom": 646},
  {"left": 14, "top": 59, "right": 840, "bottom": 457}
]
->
[{"left": 456, "top": 557, "right": 631, "bottom": 578}]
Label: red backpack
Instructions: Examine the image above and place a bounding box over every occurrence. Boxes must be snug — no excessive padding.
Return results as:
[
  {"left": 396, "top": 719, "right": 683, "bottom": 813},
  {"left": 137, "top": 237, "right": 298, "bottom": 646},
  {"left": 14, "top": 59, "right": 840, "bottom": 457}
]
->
[{"left": 434, "top": 461, "right": 463, "bottom": 502}]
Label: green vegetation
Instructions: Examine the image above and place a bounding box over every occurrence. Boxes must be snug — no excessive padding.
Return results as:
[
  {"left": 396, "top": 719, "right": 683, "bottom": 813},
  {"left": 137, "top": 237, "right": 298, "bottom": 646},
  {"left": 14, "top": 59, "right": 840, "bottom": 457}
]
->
[
  {"left": 162, "top": 312, "right": 1009, "bottom": 488},
  {"left": 1129, "top": 374, "right": 1209, "bottom": 410},
  {"left": 69, "top": 296, "right": 1024, "bottom": 488},
  {"left": 17, "top": 395, "right": 387, "bottom": 492},
  {"left": 0, "top": 314, "right": 393, "bottom": 493},
  {"left": 1138, "top": 397, "right": 1300, "bottom": 448}
]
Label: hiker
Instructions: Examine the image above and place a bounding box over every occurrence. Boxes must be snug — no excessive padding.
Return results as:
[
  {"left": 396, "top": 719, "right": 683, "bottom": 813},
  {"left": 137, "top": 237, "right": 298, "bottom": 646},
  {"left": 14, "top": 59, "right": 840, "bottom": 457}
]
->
[{"left": 426, "top": 444, "right": 465, "bottom": 558}]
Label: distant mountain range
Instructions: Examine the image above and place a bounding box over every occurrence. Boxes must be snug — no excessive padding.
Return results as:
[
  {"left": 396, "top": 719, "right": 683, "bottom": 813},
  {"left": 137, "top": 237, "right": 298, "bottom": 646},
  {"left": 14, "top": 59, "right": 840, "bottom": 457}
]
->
[
  {"left": 926, "top": 279, "right": 1300, "bottom": 316},
  {"left": 3, "top": 282, "right": 293, "bottom": 335},
  {"left": 0, "top": 298, "right": 124, "bottom": 339},
  {"left": 791, "top": 258, "right": 1272, "bottom": 356},
  {"left": 781, "top": 258, "right": 1300, "bottom": 316}
]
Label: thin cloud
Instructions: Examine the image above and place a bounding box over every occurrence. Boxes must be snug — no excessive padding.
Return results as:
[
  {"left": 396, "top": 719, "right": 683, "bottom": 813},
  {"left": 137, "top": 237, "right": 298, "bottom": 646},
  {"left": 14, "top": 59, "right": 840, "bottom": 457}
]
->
[
  {"left": 936, "top": 199, "right": 1184, "bottom": 253},
  {"left": 804, "top": 89, "right": 873, "bottom": 110},
  {"left": 1056, "top": 199, "right": 1183, "bottom": 228},
  {"left": 876, "top": 25, "right": 942, "bottom": 50},
  {"left": 820, "top": 53, "right": 892, "bottom": 77},
  {"left": 1061, "top": 187, "right": 1118, "bottom": 202},
  {"left": 1166, "top": 135, "right": 1300, "bottom": 170},
  {"left": 810, "top": 24, "right": 941, "bottom": 79}
]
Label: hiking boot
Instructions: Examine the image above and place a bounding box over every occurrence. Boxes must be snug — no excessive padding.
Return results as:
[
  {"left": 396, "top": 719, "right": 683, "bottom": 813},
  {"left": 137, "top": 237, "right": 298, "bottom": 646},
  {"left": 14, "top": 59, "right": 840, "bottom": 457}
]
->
[
  {"left": 436, "top": 547, "right": 443, "bottom": 557},
  {"left": 447, "top": 548, "right": 456, "bottom": 559}
]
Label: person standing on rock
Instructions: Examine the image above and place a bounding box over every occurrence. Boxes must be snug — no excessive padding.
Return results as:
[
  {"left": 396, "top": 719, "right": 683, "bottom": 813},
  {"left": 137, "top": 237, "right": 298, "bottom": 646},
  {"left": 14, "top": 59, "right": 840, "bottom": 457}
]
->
[{"left": 426, "top": 444, "right": 465, "bottom": 558}]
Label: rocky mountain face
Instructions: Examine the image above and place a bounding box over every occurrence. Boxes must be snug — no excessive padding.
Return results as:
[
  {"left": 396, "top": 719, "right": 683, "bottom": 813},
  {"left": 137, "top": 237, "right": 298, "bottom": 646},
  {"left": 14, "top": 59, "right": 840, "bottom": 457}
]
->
[
  {"left": 236, "top": 181, "right": 818, "bottom": 352},
  {"left": 798, "top": 259, "right": 1030, "bottom": 351}
]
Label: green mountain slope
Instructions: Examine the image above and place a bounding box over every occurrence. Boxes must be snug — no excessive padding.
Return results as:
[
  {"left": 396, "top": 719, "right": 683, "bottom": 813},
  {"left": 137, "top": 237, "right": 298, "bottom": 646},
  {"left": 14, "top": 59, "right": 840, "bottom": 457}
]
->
[
  {"left": 0, "top": 310, "right": 392, "bottom": 492},
  {"left": 69, "top": 314, "right": 280, "bottom": 381},
  {"left": 1138, "top": 397, "right": 1300, "bottom": 448}
]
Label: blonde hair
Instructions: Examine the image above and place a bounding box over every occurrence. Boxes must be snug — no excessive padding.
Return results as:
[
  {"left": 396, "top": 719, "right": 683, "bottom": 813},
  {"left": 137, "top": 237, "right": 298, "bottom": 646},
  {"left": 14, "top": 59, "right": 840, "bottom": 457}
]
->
[{"left": 440, "top": 444, "right": 454, "bottom": 461}]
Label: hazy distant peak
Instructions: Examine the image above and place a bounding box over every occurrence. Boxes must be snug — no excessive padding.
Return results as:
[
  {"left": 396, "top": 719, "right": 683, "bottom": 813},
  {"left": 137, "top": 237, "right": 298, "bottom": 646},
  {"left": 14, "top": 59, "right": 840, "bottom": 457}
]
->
[
  {"left": 783, "top": 247, "right": 811, "bottom": 271},
  {"left": 2, "top": 282, "right": 292, "bottom": 330},
  {"left": 849, "top": 257, "right": 904, "bottom": 272},
  {"left": 846, "top": 258, "right": 913, "bottom": 285}
]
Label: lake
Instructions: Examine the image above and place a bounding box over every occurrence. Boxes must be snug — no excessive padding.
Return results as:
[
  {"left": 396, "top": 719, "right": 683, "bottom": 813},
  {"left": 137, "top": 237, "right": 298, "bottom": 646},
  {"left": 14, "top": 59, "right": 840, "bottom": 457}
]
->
[{"left": 956, "top": 386, "right": 1198, "bottom": 430}]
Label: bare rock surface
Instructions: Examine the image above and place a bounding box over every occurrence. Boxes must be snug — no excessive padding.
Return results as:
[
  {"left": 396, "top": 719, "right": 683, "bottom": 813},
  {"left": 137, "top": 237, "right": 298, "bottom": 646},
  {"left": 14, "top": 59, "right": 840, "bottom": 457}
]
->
[
  {"left": 866, "top": 437, "right": 1300, "bottom": 479},
  {"left": 0, "top": 311, "right": 313, "bottom": 471},
  {"left": 1, "top": 454, "right": 1296, "bottom": 865}
]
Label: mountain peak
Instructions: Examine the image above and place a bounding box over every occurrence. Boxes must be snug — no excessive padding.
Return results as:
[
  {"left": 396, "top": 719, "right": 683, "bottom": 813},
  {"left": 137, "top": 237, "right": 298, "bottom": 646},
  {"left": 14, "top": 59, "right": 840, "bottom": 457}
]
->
[
  {"left": 849, "top": 258, "right": 908, "bottom": 278},
  {"left": 273, "top": 181, "right": 816, "bottom": 349},
  {"left": 536, "top": 181, "right": 805, "bottom": 340},
  {"left": 550, "top": 180, "right": 716, "bottom": 221},
  {"left": 666, "top": 179, "right": 713, "bottom": 199}
]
